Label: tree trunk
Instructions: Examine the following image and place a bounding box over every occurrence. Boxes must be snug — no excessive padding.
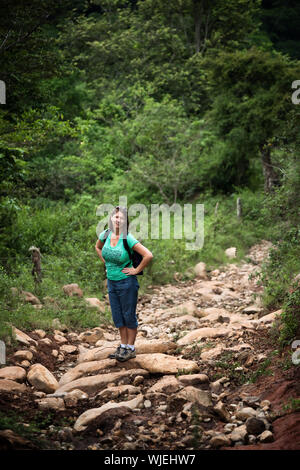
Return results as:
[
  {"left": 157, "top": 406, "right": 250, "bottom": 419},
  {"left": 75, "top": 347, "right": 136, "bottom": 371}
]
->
[{"left": 260, "top": 144, "right": 280, "bottom": 193}]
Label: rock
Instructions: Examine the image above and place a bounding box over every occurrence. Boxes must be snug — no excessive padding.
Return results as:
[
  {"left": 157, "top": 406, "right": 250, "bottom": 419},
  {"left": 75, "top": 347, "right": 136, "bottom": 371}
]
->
[
  {"left": 133, "top": 376, "right": 144, "bottom": 386},
  {"left": 63, "top": 283, "right": 83, "bottom": 297},
  {"left": 201, "top": 345, "right": 225, "bottom": 362},
  {"left": 159, "top": 301, "right": 198, "bottom": 320},
  {"left": 167, "top": 315, "right": 201, "bottom": 329},
  {"left": 0, "top": 366, "right": 26, "bottom": 383},
  {"left": 210, "top": 433, "right": 232, "bottom": 448},
  {"left": 178, "top": 374, "right": 209, "bottom": 386},
  {"left": 39, "top": 338, "right": 52, "bottom": 346},
  {"left": 73, "top": 394, "right": 144, "bottom": 432},
  {"left": 20, "top": 290, "right": 41, "bottom": 305},
  {"left": 213, "top": 401, "right": 231, "bottom": 422},
  {"left": 144, "top": 400, "right": 152, "bottom": 409},
  {"left": 20, "top": 360, "right": 30, "bottom": 368},
  {"left": 257, "top": 310, "right": 282, "bottom": 323},
  {"left": 148, "top": 376, "right": 181, "bottom": 394},
  {"left": 177, "top": 386, "right": 213, "bottom": 408},
  {"left": 210, "top": 377, "right": 229, "bottom": 394},
  {"left": 97, "top": 385, "right": 140, "bottom": 400},
  {"left": 27, "top": 364, "right": 59, "bottom": 393},
  {"left": 194, "top": 262, "right": 208, "bottom": 280},
  {"left": 13, "top": 350, "right": 33, "bottom": 361},
  {"left": 56, "top": 369, "right": 149, "bottom": 395},
  {"left": 245, "top": 417, "right": 266, "bottom": 435},
  {"left": 60, "top": 345, "right": 77, "bottom": 354},
  {"left": 0, "top": 379, "right": 27, "bottom": 393},
  {"left": 64, "top": 389, "right": 89, "bottom": 407},
  {"left": 177, "top": 327, "right": 229, "bottom": 346},
  {"left": 33, "top": 330, "right": 46, "bottom": 338},
  {"left": 258, "top": 430, "right": 274, "bottom": 443},
  {"left": 36, "top": 397, "right": 65, "bottom": 411},
  {"left": 119, "top": 353, "right": 200, "bottom": 375},
  {"left": 243, "top": 305, "right": 261, "bottom": 315},
  {"left": 54, "top": 334, "right": 67, "bottom": 344},
  {"left": 84, "top": 298, "right": 106, "bottom": 312},
  {"left": 78, "top": 329, "right": 104, "bottom": 344},
  {"left": 12, "top": 327, "right": 37, "bottom": 346},
  {"left": 52, "top": 350, "right": 59, "bottom": 357},
  {"left": 230, "top": 424, "right": 248, "bottom": 443},
  {"left": 58, "top": 359, "right": 116, "bottom": 386},
  {"left": 236, "top": 407, "right": 257, "bottom": 421},
  {"left": 225, "top": 247, "right": 237, "bottom": 259}
]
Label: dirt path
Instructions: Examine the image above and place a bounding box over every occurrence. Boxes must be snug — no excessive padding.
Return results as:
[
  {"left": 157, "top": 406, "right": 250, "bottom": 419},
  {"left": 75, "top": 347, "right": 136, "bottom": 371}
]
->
[{"left": 0, "top": 240, "right": 299, "bottom": 450}]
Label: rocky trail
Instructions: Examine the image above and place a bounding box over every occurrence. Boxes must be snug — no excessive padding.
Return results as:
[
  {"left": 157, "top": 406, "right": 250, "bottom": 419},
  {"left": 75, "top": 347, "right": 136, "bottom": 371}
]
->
[{"left": 0, "top": 240, "right": 299, "bottom": 451}]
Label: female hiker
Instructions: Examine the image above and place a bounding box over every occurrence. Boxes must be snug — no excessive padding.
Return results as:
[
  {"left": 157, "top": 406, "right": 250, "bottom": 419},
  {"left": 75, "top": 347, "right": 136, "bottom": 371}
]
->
[{"left": 95, "top": 206, "right": 153, "bottom": 362}]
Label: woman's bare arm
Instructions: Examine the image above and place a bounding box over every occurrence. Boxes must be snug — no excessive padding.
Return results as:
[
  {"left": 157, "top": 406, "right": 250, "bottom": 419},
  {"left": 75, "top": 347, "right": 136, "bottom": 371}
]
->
[{"left": 95, "top": 239, "right": 106, "bottom": 264}]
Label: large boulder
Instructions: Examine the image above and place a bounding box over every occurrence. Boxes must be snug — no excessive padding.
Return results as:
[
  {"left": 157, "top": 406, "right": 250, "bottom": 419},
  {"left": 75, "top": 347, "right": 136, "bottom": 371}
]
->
[
  {"left": 0, "top": 366, "right": 26, "bottom": 383},
  {"left": 177, "top": 327, "right": 229, "bottom": 346},
  {"left": 0, "top": 379, "right": 27, "bottom": 393},
  {"left": 27, "top": 364, "right": 58, "bottom": 393},
  {"left": 73, "top": 394, "right": 144, "bottom": 432},
  {"left": 55, "top": 369, "right": 149, "bottom": 395},
  {"left": 119, "top": 353, "right": 200, "bottom": 375}
]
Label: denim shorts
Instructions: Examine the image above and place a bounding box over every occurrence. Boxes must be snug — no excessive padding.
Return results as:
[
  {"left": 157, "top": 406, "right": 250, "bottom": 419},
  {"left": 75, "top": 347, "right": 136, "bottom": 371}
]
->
[{"left": 107, "top": 275, "right": 140, "bottom": 329}]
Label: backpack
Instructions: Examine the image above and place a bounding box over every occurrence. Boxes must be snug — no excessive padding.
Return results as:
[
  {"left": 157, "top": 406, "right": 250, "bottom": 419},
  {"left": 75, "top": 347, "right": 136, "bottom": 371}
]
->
[{"left": 102, "top": 228, "right": 143, "bottom": 276}]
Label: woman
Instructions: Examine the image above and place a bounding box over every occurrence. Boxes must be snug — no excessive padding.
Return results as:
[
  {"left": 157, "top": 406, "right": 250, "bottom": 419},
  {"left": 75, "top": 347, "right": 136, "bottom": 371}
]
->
[{"left": 95, "top": 206, "right": 153, "bottom": 362}]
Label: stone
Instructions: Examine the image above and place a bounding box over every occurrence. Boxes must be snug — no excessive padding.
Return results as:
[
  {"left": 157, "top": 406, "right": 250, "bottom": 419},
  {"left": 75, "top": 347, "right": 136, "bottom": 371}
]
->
[
  {"left": 56, "top": 369, "right": 149, "bottom": 395},
  {"left": 27, "top": 364, "right": 59, "bottom": 393},
  {"left": 178, "top": 374, "right": 209, "bottom": 386},
  {"left": 177, "top": 327, "right": 229, "bottom": 346},
  {"left": 194, "top": 262, "right": 208, "bottom": 280},
  {"left": 210, "top": 433, "right": 231, "bottom": 448},
  {"left": 36, "top": 397, "right": 65, "bottom": 411},
  {"left": 201, "top": 345, "right": 225, "bottom": 362},
  {"left": 58, "top": 359, "right": 116, "bottom": 386},
  {"left": 20, "top": 360, "right": 30, "bottom": 368},
  {"left": 230, "top": 424, "right": 248, "bottom": 443},
  {"left": 148, "top": 376, "right": 181, "bottom": 394},
  {"left": 13, "top": 350, "right": 33, "bottom": 361},
  {"left": 39, "top": 338, "right": 52, "bottom": 346},
  {"left": 78, "top": 329, "right": 104, "bottom": 344},
  {"left": 0, "top": 379, "right": 27, "bottom": 393},
  {"left": 210, "top": 377, "right": 229, "bottom": 394},
  {"left": 258, "top": 430, "right": 274, "bottom": 443},
  {"left": 245, "top": 417, "right": 266, "bottom": 435},
  {"left": 12, "top": 327, "right": 37, "bottom": 346},
  {"left": 97, "top": 385, "right": 140, "bottom": 400},
  {"left": 62, "top": 283, "right": 83, "bottom": 297},
  {"left": 213, "top": 401, "right": 231, "bottom": 422},
  {"left": 20, "top": 290, "right": 41, "bottom": 305},
  {"left": 236, "top": 407, "right": 257, "bottom": 421},
  {"left": 177, "top": 386, "right": 213, "bottom": 408},
  {"left": 84, "top": 298, "right": 106, "bottom": 312},
  {"left": 225, "top": 247, "right": 237, "bottom": 259},
  {"left": 54, "top": 334, "right": 67, "bottom": 344},
  {"left": 64, "top": 389, "right": 89, "bottom": 407},
  {"left": 33, "top": 330, "right": 46, "bottom": 338},
  {"left": 60, "top": 345, "right": 77, "bottom": 354},
  {"left": 119, "top": 353, "right": 200, "bottom": 375},
  {"left": 73, "top": 394, "right": 144, "bottom": 432},
  {"left": 0, "top": 366, "right": 26, "bottom": 383},
  {"left": 243, "top": 305, "right": 261, "bottom": 315}
]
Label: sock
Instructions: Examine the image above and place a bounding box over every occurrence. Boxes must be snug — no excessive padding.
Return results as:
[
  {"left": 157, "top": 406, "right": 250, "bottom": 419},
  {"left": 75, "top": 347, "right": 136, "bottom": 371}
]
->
[
  {"left": 127, "top": 344, "right": 135, "bottom": 351},
  {"left": 120, "top": 343, "right": 126, "bottom": 349}
]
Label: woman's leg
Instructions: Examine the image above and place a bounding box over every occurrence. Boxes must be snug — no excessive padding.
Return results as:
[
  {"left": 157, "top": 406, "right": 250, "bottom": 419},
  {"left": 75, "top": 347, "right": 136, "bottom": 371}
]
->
[
  {"left": 119, "top": 326, "right": 128, "bottom": 345},
  {"left": 126, "top": 327, "right": 137, "bottom": 346}
]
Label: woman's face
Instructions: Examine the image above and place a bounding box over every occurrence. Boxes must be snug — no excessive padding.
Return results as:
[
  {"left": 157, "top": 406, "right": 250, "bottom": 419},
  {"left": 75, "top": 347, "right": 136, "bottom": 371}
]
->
[{"left": 111, "top": 210, "right": 125, "bottom": 231}]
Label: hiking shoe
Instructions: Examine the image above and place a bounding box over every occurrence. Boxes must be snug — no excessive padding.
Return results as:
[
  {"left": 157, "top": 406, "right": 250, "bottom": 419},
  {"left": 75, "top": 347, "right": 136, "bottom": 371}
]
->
[
  {"left": 116, "top": 347, "right": 136, "bottom": 362},
  {"left": 108, "top": 345, "right": 123, "bottom": 359}
]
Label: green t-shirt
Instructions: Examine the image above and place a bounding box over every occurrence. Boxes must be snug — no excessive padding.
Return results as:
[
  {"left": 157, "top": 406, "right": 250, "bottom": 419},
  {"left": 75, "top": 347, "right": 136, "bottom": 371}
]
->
[{"left": 99, "top": 230, "right": 140, "bottom": 281}]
